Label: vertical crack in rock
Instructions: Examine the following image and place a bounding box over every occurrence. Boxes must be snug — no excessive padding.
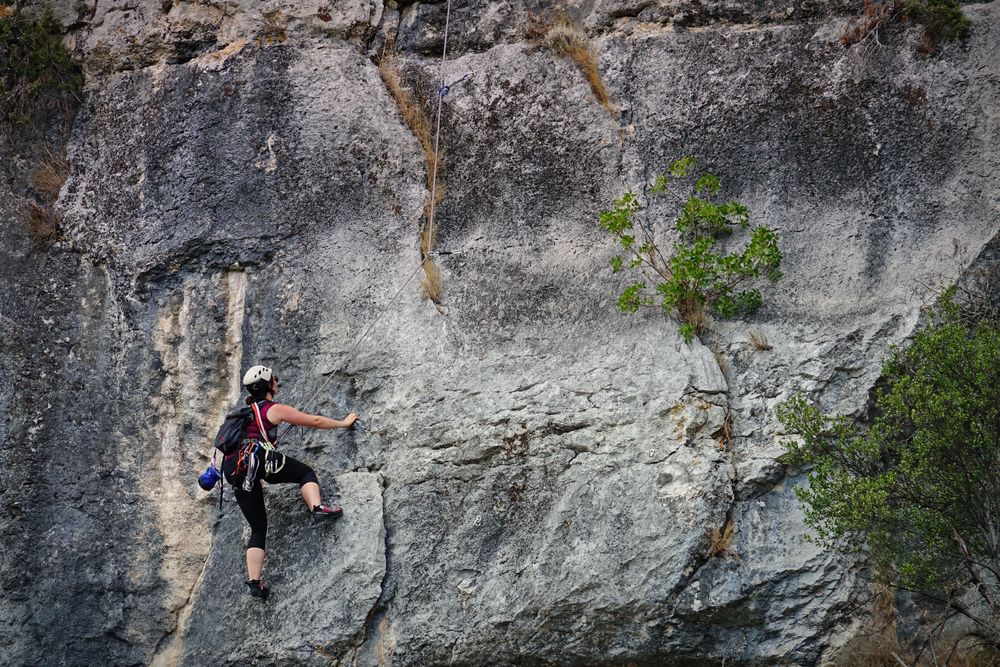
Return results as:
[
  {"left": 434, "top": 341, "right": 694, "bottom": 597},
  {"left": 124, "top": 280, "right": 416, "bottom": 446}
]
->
[
  {"left": 714, "top": 348, "right": 741, "bottom": 575},
  {"left": 364, "top": 0, "right": 400, "bottom": 55},
  {"left": 668, "top": 345, "right": 739, "bottom": 603},
  {"left": 374, "top": 51, "right": 445, "bottom": 307},
  {"left": 612, "top": 38, "right": 640, "bottom": 194},
  {"left": 149, "top": 269, "right": 247, "bottom": 664},
  {"left": 339, "top": 474, "right": 393, "bottom": 666},
  {"left": 665, "top": 467, "right": 735, "bottom": 601}
]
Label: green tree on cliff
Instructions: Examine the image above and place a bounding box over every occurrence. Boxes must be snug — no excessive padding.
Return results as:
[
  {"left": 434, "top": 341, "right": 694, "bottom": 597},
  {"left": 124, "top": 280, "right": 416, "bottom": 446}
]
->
[
  {"left": 778, "top": 286, "right": 1000, "bottom": 651},
  {"left": 598, "top": 158, "right": 782, "bottom": 342},
  {"left": 0, "top": 3, "right": 82, "bottom": 126}
]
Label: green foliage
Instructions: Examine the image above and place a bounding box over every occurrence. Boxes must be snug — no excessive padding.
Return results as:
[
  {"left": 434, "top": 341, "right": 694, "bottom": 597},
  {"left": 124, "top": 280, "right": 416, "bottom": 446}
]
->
[
  {"left": 678, "top": 321, "right": 698, "bottom": 343},
  {"left": 778, "top": 298, "right": 1000, "bottom": 642},
  {"left": 904, "top": 0, "right": 971, "bottom": 47},
  {"left": 598, "top": 157, "right": 783, "bottom": 343},
  {"left": 0, "top": 3, "right": 83, "bottom": 126}
]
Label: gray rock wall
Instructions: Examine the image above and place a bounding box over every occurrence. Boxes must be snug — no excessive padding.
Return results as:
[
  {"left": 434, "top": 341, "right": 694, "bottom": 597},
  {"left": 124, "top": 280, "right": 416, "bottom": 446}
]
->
[{"left": 2, "top": 0, "right": 999, "bottom": 665}]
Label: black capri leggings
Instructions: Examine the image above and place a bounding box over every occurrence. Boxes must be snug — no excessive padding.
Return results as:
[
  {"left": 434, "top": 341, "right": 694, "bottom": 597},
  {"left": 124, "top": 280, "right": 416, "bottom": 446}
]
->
[{"left": 227, "top": 453, "right": 319, "bottom": 550}]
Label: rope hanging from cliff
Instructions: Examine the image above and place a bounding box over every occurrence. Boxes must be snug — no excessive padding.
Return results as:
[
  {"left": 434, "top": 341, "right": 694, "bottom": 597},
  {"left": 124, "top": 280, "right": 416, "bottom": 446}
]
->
[
  {"left": 278, "top": 0, "right": 458, "bottom": 441},
  {"left": 425, "top": 0, "right": 453, "bottom": 250}
]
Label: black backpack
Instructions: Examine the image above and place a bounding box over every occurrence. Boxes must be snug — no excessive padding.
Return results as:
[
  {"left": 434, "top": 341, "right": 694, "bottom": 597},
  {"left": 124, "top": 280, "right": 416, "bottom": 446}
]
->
[
  {"left": 213, "top": 401, "right": 274, "bottom": 454},
  {"left": 214, "top": 406, "right": 254, "bottom": 454}
]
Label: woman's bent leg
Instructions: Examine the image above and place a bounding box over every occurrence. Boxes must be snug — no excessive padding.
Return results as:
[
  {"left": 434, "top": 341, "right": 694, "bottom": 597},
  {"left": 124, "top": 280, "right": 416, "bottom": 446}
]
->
[
  {"left": 233, "top": 482, "right": 268, "bottom": 578},
  {"left": 265, "top": 455, "right": 321, "bottom": 509}
]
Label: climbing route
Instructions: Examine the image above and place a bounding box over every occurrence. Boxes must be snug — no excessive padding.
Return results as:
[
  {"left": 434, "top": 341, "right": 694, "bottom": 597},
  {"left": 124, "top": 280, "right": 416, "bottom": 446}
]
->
[{"left": 280, "top": 0, "right": 466, "bottom": 440}]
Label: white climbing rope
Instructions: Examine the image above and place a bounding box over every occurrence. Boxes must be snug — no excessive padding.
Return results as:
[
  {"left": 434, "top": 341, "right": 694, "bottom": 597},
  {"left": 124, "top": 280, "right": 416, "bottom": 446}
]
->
[
  {"left": 425, "top": 0, "right": 453, "bottom": 251},
  {"left": 278, "top": 0, "right": 457, "bottom": 440}
]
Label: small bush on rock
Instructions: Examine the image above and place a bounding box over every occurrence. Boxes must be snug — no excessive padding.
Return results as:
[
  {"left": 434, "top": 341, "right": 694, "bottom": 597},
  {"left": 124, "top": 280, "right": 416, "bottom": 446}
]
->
[
  {"left": 0, "top": 3, "right": 82, "bottom": 126},
  {"left": 840, "top": 0, "right": 971, "bottom": 52},
  {"left": 777, "top": 290, "right": 1000, "bottom": 652},
  {"left": 599, "top": 157, "right": 783, "bottom": 343},
  {"left": 905, "top": 0, "right": 971, "bottom": 52}
]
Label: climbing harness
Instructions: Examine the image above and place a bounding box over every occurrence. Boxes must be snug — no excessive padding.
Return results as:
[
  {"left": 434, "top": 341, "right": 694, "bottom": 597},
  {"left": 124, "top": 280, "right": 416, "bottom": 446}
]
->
[
  {"left": 278, "top": 0, "right": 466, "bottom": 441},
  {"left": 237, "top": 401, "right": 285, "bottom": 491}
]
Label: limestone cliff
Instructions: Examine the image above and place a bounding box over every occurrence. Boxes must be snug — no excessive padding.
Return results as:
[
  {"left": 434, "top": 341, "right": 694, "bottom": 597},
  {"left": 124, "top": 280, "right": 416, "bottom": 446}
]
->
[{"left": 1, "top": 0, "right": 998, "bottom": 665}]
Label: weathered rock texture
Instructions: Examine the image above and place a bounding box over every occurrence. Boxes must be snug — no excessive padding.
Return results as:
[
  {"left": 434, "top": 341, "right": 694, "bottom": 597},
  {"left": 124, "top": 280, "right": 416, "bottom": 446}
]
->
[{"left": 2, "top": 0, "right": 999, "bottom": 665}]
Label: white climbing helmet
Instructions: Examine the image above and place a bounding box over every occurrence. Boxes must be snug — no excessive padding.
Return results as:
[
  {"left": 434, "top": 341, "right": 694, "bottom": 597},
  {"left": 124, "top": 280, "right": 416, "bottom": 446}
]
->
[{"left": 242, "top": 365, "right": 274, "bottom": 386}]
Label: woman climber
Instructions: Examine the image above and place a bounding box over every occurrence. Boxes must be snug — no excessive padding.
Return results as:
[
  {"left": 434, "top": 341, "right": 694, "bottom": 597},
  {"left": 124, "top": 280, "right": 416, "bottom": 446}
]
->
[{"left": 223, "top": 364, "right": 358, "bottom": 601}]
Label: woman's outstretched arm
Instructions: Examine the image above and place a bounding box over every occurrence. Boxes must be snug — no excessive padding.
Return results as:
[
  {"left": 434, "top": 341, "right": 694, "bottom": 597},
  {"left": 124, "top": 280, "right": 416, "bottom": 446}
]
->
[{"left": 267, "top": 404, "right": 357, "bottom": 429}]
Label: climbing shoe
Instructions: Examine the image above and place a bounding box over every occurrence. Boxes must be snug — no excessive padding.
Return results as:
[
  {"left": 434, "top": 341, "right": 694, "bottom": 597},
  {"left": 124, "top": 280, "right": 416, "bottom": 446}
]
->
[
  {"left": 311, "top": 504, "right": 343, "bottom": 520},
  {"left": 246, "top": 579, "right": 269, "bottom": 601}
]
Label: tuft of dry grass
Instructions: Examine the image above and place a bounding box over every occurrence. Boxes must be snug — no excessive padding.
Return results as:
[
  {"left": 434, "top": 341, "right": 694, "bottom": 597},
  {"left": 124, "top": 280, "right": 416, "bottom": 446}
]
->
[
  {"left": 524, "top": 12, "right": 549, "bottom": 41},
  {"left": 28, "top": 202, "right": 59, "bottom": 243},
  {"left": 543, "top": 18, "right": 614, "bottom": 114},
  {"left": 420, "top": 220, "right": 437, "bottom": 257},
  {"left": 545, "top": 21, "right": 586, "bottom": 57},
  {"left": 25, "top": 147, "right": 68, "bottom": 246},
  {"left": 379, "top": 54, "right": 438, "bottom": 187},
  {"left": 832, "top": 582, "right": 902, "bottom": 667},
  {"left": 422, "top": 179, "right": 445, "bottom": 225},
  {"left": 841, "top": 0, "right": 900, "bottom": 47},
  {"left": 31, "top": 147, "right": 69, "bottom": 200},
  {"left": 831, "top": 580, "right": 1000, "bottom": 667},
  {"left": 715, "top": 410, "right": 733, "bottom": 451},
  {"left": 749, "top": 330, "right": 773, "bottom": 352},
  {"left": 707, "top": 517, "right": 734, "bottom": 558},
  {"left": 421, "top": 257, "right": 442, "bottom": 303},
  {"left": 379, "top": 51, "right": 449, "bottom": 302}
]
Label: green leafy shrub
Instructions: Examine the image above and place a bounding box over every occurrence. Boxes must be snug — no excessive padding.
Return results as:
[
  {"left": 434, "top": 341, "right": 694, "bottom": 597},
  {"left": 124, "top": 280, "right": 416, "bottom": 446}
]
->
[
  {"left": 0, "top": 3, "right": 83, "bottom": 126},
  {"left": 905, "top": 0, "right": 971, "bottom": 51},
  {"left": 777, "top": 292, "right": 1000, "bottom": 649},
  {"left": 599, "top": 157, "right": 782, "bottom": 342}
]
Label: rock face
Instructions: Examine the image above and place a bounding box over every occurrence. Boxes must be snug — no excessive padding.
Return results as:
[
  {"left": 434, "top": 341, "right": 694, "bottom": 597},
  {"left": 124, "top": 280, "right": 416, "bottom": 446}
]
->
[
  {"left": 2, "top": 0, "right": 999, "bottom": 665},
  {"left": 177, "top": 471, "right": 386, "bottom": 666}
]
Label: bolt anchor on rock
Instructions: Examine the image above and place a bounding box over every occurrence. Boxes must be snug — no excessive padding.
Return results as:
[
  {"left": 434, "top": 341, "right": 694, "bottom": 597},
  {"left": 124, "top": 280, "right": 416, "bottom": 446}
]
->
[{"left": 437, "top": 71, "right": 474, "bottom": 98}]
